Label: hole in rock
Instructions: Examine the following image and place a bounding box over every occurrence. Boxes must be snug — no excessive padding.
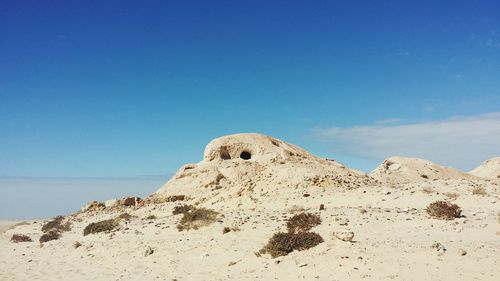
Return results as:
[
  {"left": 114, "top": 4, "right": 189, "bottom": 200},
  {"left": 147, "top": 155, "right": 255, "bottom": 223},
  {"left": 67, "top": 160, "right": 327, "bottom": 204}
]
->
[{"left": 240, "top": 151, "right": 252, "bottom": 160}]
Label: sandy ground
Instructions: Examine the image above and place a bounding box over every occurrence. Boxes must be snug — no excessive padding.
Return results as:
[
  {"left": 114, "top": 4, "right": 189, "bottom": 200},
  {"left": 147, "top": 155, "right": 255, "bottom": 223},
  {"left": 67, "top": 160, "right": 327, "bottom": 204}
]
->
[
  {"left": 1, "top": 181, "right": 499, "bottom": 281},
  {"left": 1, "top": 135, "right": 499, "bottom": 280},
  {"left": 0, "top": 221, "right": 20, "bottom": 234}
]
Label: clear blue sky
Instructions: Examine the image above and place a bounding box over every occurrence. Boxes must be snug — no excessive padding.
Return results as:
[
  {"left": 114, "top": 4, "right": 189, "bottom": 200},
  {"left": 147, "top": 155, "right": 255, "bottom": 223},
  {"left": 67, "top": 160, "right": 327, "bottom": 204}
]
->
[{"left": 1, "top": 0, "right": 500, "bottom": 178}]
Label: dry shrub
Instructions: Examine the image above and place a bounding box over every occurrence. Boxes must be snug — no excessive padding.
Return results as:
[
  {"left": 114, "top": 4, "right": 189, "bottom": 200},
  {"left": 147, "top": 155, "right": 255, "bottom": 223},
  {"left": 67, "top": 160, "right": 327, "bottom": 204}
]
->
[
  {"left": 167, "top": 195, "right": 186, "bottom": 202},
  {"left": 83, "top": 219, "right": 119, "bottom": 236},
  {"left": 117, "top": 213, "right": 133, "bottom": 221},
  {"left": 41, "top": 216, "right": 71, "bottom": 233},
  {"left": 172, "top": 204, "right": 194, "bottom": 215},
  {"left": 39, "top": 231, "right": 61, "bottom": 243},
  {"left": 262, "top": 232, "right": 324, "bottom": 258},
  {"left": 10, "top": 234, "right": 32, "bottom": 243},
  {"left": 286, "top": 213, "right": 321, "bottom": 233},
  {"left": 176, "top": 207, "right": 218, "bottom": 231},
  {"left": 472, "top": 187, "right": 487, "bottom": 196},
  {"left": 426, "top": 201, "right": 462, "bottom": 220},
  {"left": 145, "top": 215, "right": 157, "bottom": 220}
]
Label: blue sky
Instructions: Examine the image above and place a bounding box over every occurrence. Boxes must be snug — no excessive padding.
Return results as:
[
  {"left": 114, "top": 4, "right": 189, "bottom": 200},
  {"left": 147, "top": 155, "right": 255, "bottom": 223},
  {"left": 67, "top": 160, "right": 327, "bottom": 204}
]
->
[{"left": 1, "top": 0, "right": 500, "bottom": 180}]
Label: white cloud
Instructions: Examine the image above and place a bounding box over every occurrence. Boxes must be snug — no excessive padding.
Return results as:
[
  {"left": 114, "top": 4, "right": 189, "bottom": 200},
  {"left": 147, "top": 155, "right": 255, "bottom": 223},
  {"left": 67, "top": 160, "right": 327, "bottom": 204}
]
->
[{"left": 313, "top": 112, "right": 500, "bottom": 170}]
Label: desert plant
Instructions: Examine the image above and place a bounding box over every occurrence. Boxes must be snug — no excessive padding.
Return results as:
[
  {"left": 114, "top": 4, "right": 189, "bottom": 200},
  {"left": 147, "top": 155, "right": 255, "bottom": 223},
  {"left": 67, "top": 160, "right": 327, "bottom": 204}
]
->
[
  {"left": 10, "top": 234, "right": 33, "bottom": 243},
  {"left": 41, "top": 216, "right": 71, "bottom": 233},
  {"left": 39, "top": 231, "right": 61, "bottom": 243},
  {"left": 261, "top": 231, "right": 324, "bottom": 258},
  {"left": 145, "top": 215, "right": 157, "bottom": 220},
  {"left": 117, "top": 213, "right": 133, "bottom": 221},
  {"left": 83, "top": 219, "right": 119, "bottom": 236},
  {"left": 472, "top": 186, "right": 487, "bottom": 196},
  {"left": 286, "top": 212, "right": 321, "bottom": 233},
  {"left": 172, "top": 204, "right": 194, "bottom": 215},
  {"left": 167, "top": 195, "right": 186, "bottom": 202},
  {"left": 176, "top": 207, "right": 218, "bottom": 231},
  {"left": 426, "top": 201, "right": 462, "bottom": 220}
]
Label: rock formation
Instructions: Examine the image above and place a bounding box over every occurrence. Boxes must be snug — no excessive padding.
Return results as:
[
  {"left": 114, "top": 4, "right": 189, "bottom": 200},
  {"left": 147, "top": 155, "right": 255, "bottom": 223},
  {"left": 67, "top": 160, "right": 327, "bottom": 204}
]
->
[{"left": 152, "top": 133, "right": 376, "bottom": 204}]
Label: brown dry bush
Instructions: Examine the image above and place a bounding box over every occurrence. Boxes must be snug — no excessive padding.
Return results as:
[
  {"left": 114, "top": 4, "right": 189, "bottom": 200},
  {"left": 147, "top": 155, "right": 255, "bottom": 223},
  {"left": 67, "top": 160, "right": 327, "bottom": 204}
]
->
[
  {"left": 117, "top": 213, "right": 133, "bottom": 221},
  {"left": 41, "top": 216, "right": 71, "bottom": 233},
  {"left": 262, "top": 232, "right": 324, "bottom": 258},
  {"left": 472, "top": 187, "right": 487, "bottom": 196},
  {"left": 83, "top": 219, "right": 119, "bottom": 236},
  {"left": 172, "top": 204, "right": 194, "bottom": 215},
  {"left": 10, "top": 234, "right": 33, "bottom": 243},
  {"left": 39, "top": 231, "right": 61, "bottom": 243},
  {"left": 426, "top": 201, "right": 462, "bottom": 220},
  {"left": 286, "top": 213, "right": 321, "bottom": 233},
  {"left": 176, "top": 207, "right": 218, "bottom": 231}
]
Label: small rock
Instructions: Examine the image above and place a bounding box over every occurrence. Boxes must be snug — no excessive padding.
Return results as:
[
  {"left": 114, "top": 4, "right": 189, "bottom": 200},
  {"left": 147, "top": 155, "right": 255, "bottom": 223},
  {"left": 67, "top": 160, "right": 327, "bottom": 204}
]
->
[
  {"left": 458, "top": 249, "right": 467, "bottom": 256},
  {"left": 431, "top": 242, "right": 446, "bottom": 256},
  {"left": 73, "top": 241, "right": 82, "bottom": 249},
  {"left": 334, "top": 231, "right": 355, "bottom": 242},
  {"left": 319, "top": 204, "right": 325, "bottom": 211},
  {"left": 299, "top": 263, "right": 308, "bottom": 267},
  {"left": 336, "top": 217, "right": 349, "bottom": 226},
  {"left": 359, "top": 208, "right": 367, "bottom": 214},
  {"left": 144, "top": 246, "right": 154, "bottom": 257}
]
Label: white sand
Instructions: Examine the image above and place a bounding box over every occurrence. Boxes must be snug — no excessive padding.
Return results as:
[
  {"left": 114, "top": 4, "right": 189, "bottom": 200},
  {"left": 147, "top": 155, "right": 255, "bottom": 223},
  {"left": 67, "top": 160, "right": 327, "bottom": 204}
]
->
[{"left": 1, "top": 134, "right": 499, "bottom": 281}]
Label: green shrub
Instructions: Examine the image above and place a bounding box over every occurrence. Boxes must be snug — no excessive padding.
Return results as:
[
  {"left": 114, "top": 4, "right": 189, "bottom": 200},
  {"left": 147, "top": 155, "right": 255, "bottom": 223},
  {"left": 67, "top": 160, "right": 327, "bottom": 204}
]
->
[
  {"left": 286, "top": 212, "right": 321, "bottom": 233},
  {"left": 262, "top": 232, "right": 324, "bottom": 258},
  {"left": 83, "top": 219, "right": 119, "bottom": 236},
  {"left": 426, "top": 201, "right": 462, "bottom": 220}
]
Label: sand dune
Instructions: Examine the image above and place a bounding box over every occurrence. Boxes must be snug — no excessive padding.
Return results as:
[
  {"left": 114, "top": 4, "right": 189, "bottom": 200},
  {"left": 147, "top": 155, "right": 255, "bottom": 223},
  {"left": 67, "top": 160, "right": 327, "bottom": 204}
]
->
[
  {"left": 470, "top": 157, "right": 500, "bottom": 180},
  {"left": 1, "top": 134, "right": 499, "bottom": 281}
]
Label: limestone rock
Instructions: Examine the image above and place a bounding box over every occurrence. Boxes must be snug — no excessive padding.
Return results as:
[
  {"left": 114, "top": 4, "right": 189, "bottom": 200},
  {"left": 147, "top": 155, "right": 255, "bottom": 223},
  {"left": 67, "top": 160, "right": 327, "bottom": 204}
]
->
[{"left": 334, "top": 231, "right": 355, "bottom": 242}]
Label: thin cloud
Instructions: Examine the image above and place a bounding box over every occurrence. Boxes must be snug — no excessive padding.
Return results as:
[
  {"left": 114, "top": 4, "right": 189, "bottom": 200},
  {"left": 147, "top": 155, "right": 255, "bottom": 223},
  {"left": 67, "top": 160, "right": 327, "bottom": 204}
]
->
[{"left": 313, "top": 112, "right": 500, "bottom": 170}]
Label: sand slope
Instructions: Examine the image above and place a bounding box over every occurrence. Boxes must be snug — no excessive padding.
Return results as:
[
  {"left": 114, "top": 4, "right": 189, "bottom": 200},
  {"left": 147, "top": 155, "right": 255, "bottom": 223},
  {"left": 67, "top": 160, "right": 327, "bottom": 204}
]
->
[
  {"left": 470, "top": 157, "right": 500, "bottom": 180},
  {"left": 1, "top": 134, "right": 499, "bottom": 281},
  {"left": 370, "top": 156, "right": 474, "bottom": 185}
]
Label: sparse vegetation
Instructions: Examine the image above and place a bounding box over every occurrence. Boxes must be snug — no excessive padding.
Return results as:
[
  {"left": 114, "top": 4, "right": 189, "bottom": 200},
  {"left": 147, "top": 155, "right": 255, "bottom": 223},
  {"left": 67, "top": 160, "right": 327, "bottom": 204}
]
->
[
  {"left": 175, "top": 205, "right": 218, "bottom": 231},
  {"left": 222, "top": 226, "right": 241, "bottom": 234},
  {"left": 117, "top": 213, "right": 133, "bottom": 221},
  {"left": 472, "top": 186, "right": 487, "bottom": 196},
  {"left": 41, "top": 216, "right": 71, "bottom": 233},
  {"left": 172, "top": 204, "right": 194, "bottom": 215},
  {"left": 39, "top": 231, "right": 61, "bottom": 243},
  {"left": 426, "top": 201, "right": 462, "bottom": 220},
  {"left": 259, "top": 212, "right": 324, "bottom": 258},
  {"left": 286, "top": 213, "right": 322, "bottom": 233},
  {"left": 10, "top": 234, "right": 32, "bottom": 243},
  {"left": 167, "top": 195, "right": 186, "bottom": 202},
  {"left": 83, "top": 219, "right": 119, "bottom": 236},
  {"left": 261, "top": 231, "right": 324, "bottom": 258},
  {"left": 145, "top": 215, "right": 157, "bottom": 220},
  {"left": 421, "top": 174, "right": 429, "bottom": 179}
]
